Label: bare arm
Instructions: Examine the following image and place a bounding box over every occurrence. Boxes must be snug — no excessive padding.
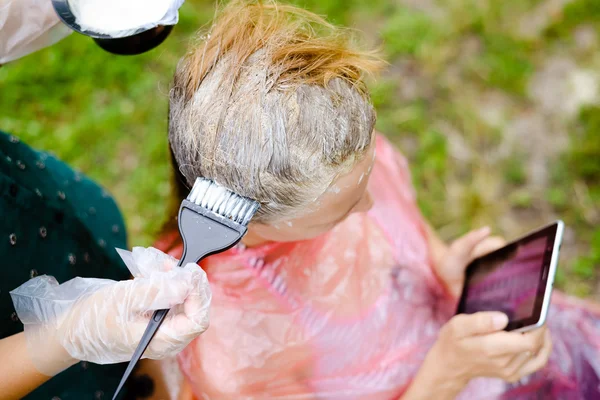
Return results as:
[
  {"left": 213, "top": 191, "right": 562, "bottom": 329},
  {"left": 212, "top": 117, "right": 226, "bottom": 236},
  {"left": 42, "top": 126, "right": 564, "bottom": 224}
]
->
[
  {"left": 0, "top": 336, "right": 181, "bottom": 400},
  {"left": 400, "top": 360, "right": 464, "bottom": 400},
  {"left": 0, "top": 333, "right": 52, "bottom": 400}
]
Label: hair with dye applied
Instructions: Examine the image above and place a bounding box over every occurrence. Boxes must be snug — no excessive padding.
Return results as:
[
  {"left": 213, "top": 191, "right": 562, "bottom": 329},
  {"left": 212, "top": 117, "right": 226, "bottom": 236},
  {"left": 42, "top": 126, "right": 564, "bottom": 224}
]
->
[{"left": 168, "top": 0, "right": 384, "bottom": 223}]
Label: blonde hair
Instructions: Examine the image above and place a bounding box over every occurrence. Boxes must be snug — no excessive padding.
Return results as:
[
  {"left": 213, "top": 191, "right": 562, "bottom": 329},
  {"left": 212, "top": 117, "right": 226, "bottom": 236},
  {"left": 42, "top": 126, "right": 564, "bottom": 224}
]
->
[{"left": 168, "top": 0, "right": 383, "bottom": 223}]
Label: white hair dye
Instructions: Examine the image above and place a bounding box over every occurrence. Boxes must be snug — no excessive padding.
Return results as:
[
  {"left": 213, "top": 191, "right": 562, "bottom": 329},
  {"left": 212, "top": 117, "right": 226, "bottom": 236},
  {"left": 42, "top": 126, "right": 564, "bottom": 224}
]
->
[{"left": 167, "top": 1, "right": 380, "bottom": 223}]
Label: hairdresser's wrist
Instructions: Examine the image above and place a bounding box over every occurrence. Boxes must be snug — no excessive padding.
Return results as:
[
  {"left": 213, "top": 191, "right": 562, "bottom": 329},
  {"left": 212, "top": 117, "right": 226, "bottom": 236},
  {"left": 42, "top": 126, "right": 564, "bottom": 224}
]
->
[
  {"left": 24, "top": 323, "right": 78, "bottom": 377},
  {"left": 402, "top": 345, "right": 467, "bottom": 400}
]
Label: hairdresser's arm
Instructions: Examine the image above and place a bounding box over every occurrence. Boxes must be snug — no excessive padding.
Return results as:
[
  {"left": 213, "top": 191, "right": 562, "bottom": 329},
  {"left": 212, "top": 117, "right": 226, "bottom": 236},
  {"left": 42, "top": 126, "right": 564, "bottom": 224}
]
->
[
  {"left": 0, "top": 339, "right": 179, "bottom": 400},
  {"left": 0, "top": 0, "right": 71, "bottom": 65},
  {"left": 6, "top": 247, "right": 210, "bottom": 400},
  {"left": 0, "top": 333, "right": 52, "bottom": 400}
]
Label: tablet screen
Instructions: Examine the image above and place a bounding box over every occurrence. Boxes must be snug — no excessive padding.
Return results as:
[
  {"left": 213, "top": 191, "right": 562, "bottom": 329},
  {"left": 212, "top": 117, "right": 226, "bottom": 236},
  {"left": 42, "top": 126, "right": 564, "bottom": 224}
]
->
[{"left": 457, "top": 224, "right": 559, "bottom": 330}]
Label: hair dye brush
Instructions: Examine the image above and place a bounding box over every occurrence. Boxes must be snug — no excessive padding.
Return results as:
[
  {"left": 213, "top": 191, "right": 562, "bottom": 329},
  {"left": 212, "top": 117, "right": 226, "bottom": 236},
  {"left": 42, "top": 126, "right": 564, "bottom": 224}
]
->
[{"left": 112, "top": 178, "right": 259, "bottom": 399}]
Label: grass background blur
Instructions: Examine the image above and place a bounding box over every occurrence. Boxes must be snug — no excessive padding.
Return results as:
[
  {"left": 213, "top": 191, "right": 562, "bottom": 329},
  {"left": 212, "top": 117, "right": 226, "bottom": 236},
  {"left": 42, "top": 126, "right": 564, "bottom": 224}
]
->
[{"left": 1, "top": 0, "right": 599, "bottom": 296}]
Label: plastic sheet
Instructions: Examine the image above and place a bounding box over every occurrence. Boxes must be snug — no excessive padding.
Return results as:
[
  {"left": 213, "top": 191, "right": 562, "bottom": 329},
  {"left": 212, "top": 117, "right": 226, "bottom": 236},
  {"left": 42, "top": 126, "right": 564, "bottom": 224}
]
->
[
  {"left": 157, "top": 135, "right": 600, "bottom": 399},
  {"left": 10, "top": 247, "right": 211, "bottom": 376},
  {"left": 0, "top": 0, "right": 72, "bottom": 64}
]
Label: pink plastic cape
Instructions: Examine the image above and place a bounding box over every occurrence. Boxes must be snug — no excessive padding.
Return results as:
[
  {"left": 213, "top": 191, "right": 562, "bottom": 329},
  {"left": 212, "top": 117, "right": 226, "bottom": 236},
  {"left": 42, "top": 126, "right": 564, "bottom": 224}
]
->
[{"left": 156, "top": 135, "right": 600, "bottom": 399}]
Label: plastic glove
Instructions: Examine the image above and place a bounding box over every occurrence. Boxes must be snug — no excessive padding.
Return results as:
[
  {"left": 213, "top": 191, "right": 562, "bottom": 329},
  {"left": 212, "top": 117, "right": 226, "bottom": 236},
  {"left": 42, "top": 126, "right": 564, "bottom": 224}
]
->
[
  {"left": 10, "top": 247, "right": 211, "bottom": 376},
  {"left": 0, "top": 0, "right": 72, "bottom": 64}
]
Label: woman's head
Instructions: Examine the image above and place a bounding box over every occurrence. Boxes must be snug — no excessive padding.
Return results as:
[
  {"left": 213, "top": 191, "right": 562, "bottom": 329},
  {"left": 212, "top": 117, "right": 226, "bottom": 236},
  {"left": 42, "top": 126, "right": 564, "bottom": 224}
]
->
[{"left": 168, "top": 0, "right": 383, "bottom": 241}]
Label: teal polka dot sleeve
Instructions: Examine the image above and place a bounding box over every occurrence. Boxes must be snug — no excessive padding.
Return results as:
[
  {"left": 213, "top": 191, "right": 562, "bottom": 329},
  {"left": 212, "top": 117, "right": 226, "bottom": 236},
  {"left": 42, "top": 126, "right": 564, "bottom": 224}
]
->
[{"left": 0, "top": 131, "right": 132, "bottom": 400}]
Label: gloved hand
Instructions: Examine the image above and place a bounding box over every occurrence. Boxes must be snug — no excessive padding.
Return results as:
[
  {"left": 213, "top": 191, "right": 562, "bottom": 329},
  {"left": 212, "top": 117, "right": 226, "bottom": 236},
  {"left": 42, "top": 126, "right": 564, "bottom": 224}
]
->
[
  {"left": 0, "top": 0, "right": 72, "bottom": 64},
  {"left": 10, "top": 247, "right": 211, "bottom": 376}
]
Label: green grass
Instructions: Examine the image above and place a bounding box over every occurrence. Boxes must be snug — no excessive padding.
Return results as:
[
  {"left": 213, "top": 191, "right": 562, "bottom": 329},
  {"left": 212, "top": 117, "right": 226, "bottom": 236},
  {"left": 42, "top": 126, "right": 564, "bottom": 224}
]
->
[
  {"left": 567, "top": 107, "right": 600, "bottom": 183},
  {"left": 549, "top": 107, "right": 600, "bottom": 287},
  {"left": 0, "top": 2, "right": 215, "bottom": 245},
  {"left": 1, "top": 0, "right": 599, "bottom": 296},
  {"left": 545, "top": 0, "right": 600, "bottom": 39},
  {"left": 466, "top": 35, "right": 534, "bottom": 95},
  {"left": 503, "top": 155, "right": 528, "bottom": 186},
  {"left": 381, "top": 8, "right": 446, "bottom": 59}
]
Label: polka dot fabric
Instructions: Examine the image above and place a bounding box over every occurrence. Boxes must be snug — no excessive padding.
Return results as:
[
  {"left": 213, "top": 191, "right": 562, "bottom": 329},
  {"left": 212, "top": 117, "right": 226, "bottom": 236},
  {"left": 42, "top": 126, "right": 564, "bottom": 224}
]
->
[{"left": 0, "top": 131, "right": 131, "bottom": 400}]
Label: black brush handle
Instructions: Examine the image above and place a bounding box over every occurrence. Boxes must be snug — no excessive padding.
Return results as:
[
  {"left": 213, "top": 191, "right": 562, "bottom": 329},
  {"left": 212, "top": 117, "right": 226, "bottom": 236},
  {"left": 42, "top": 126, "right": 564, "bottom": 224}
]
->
[
  {"left": 112, "top": 203, "right": 245, "bottom": 400},
  {"left": 111, "top": 308, "right": 170, "bottom": 400},
  {"left": 111, "top": 255, "right": 186, "bottom": 400}
]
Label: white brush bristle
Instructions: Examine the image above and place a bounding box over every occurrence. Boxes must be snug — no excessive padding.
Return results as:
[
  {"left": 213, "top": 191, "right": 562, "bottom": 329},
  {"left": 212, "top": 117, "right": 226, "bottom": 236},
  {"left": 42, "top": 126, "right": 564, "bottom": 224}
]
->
[{"left": 187, "top": 178, "right": 259, "bottom": 225}]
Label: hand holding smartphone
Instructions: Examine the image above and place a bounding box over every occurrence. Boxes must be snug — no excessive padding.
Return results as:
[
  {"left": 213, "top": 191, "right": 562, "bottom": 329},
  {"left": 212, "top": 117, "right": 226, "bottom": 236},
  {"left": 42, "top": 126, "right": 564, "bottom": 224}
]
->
[{"left": 456, "top": 221, "right": 564, "bottom": 332}]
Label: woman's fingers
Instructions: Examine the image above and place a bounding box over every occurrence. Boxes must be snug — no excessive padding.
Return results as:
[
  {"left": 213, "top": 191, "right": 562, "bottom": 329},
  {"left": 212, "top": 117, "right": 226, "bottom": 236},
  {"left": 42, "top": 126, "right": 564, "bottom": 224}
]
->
[
  {"left": 471, "top": 327, "right": 546, "bottom": 356},
  {"left": 117, "top": 269, "right": 195, "bottom": 313},
  {"left": 513, "top": 329, "right": 552, "bottom": 379},
  {"left": 125, "top": 318, "right": 183, "bottom": 359},
  {"left": 121, "top": 263, "right": 209, "bottom": 322},
  {"left": 449, "top": 227, "right": 492, "bottom": 264},
  {"left": 472, "top": 236, "right": 506, "bottom": 259},
  {"left": 126, "top": 263, "right": 210, "bottom": 335},
  {"left": 126, "top": 310, "right": 210, "bottom": 359},
  {"left": 181, "top": 263, "right": 212, "bottom": 321},
  {"left": 94, "top": 256, "right": 212, "bottom": 360},
  {"left": 447, "top": 312, "right": 509, "bottom": 339},
  {"left": 502, "top": 351, "right": 533, "bottom": 380},
  {"left": 502, "top": 329, "right": 552, "bottom": 383},
  {"left": 116, "top": 255, "right": 204, "bottom": 314},
  {"left": 159, "top": 264, "right": 211, "bottom": 337},
  {"left": 161, "top": 312, "right": 209, "bottom": 338}
]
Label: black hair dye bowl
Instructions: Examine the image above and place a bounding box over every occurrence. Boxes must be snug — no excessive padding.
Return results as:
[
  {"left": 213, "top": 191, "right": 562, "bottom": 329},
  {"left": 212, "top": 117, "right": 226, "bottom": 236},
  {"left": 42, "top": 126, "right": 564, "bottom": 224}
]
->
[
  {"left": 51, "top": 0, "right": 174, "bottom": 55},
  {"left": 92, "top": 25, "right": 173, "bottom": 55}
]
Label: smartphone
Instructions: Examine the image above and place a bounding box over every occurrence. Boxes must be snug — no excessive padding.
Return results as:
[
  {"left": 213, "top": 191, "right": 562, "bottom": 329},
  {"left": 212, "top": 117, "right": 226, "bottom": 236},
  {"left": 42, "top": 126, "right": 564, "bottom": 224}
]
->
[{"left": 456, "top": 220, "right": 564, "bottom": 332}]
